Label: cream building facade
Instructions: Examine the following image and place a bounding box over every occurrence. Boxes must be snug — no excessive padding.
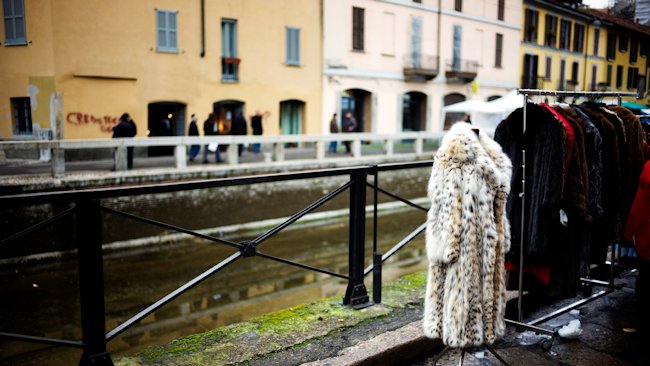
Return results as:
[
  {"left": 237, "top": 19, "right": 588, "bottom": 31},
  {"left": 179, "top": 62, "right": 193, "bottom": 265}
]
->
[
  {"left": 322, "top": 0, "right": 522, "bottom": 134},
  {"left": 1, "top": 0, "right": 322, "bottom": 141}
]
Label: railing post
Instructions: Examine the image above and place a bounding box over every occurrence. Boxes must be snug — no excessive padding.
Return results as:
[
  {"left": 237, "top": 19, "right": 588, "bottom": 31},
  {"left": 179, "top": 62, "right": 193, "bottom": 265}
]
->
[
  {"left": 174, "top": 145, "right": 187, "bottom": 169},
  {"left": 227, "top": 143, "right": 238, "bottom": 165},
  {"left": 76, "top": 198, "right": 113, "bottom": 366},
  {"left": 343, "top": 170, "right": 371, "bottom": 308},
  {"left": 114, "top": 145, "right": 127, "bottom": 171},
  {"left": 51, "top": 147, "right": 65, "bottom": 177},
  {"left": 384, "top": 139, "right": 394, "bottom": 156},
  {"left": 352, "top": 139, "right": 361, "bottom": 158},
  {"left": 414, "top": 137, "right": 423, "bottom": 155},
  {"left": 314, "top": 141, "right": 325, "bottom": 160},
  {"left": 274, "top": 142, "right": 285, "bottom": 162}
]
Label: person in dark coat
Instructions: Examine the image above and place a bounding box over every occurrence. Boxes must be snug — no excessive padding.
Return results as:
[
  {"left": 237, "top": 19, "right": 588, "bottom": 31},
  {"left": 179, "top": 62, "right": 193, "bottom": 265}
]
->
[
  {"left": 231, "top": 112, "right": 248, "bottom": 157},
  {"left": 203, "top": 113, "right": 222, "bottom": 163},
  {"left": 342, "top": 111, "right": 357, "bottom": 154},
  {"left": 250, "top": 110, "right": 269, "bottom": 153},
  {"left": 188, "top": 114, "right": 200, "bottom": 161},
  {"left": 112, "top": 113, "right": 136, "bottom": 169}
]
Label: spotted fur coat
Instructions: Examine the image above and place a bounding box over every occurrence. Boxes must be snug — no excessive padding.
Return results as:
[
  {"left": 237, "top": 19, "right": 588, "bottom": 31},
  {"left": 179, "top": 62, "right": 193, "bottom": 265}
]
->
[{"left": 423, "top": 122, "right": 512, "bottom": 347}]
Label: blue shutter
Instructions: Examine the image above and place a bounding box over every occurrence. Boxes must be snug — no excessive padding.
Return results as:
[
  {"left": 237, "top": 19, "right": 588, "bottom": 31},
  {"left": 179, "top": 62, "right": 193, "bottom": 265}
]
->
[
  {"left": 411, "top": 16, "right": 422, "bottom": 68},
  {"left": 3, "top": 0, "right": 26, "bottom": 44},
  {"left": 286, "top": 27, "right": 300, "bottom": 65},
  {"left": 156, "top": 9, "right": 178, "bottom": 52},
  {"left": 168, "top": 11, "right": 177, "bottom": 50},
  {"left": 452, "top": 25, "right": 462, "bottom": 71}
]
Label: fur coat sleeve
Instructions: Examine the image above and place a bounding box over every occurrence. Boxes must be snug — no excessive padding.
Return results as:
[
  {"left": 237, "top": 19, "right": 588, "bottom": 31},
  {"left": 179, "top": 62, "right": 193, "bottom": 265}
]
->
[{"left": 424, "top": 122, "right": 512, "bottom": 348}]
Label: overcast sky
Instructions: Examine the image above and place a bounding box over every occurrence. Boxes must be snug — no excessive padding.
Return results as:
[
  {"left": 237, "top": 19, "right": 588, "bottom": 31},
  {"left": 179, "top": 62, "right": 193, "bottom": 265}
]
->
[{"left": 582, "top": 0, "right": 612, "bottom": 8}]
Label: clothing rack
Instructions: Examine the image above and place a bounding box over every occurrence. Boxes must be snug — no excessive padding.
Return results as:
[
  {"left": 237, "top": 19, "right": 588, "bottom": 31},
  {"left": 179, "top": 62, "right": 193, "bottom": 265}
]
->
[{"left": 504, "top": 89, "right": 638, "bottom": 343}]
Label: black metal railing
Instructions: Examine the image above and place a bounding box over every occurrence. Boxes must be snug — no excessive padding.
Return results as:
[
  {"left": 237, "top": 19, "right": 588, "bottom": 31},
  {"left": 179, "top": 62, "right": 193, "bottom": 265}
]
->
[{"left": 0, "top": 161, "right": 433, "bottom": 365}]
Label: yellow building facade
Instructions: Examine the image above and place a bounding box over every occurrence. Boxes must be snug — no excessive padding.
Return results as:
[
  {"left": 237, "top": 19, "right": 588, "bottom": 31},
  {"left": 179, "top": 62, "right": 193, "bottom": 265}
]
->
[
  {"left": 521, "top": 0, "right": 650, "bottom": 105},
  {"left": 0, "top": 0, "right": 322, "bottom": 140},
  {"left": 521, "top": 0, "right": 603, "bottom": 93}
]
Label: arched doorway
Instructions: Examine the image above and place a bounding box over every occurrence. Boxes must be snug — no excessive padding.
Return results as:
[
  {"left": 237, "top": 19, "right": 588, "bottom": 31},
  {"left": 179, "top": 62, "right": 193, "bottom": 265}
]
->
[
  {"left": 443, "top": 93, "right": 466, "bottom": 130},
  {"left": 279, "top": 99, "right": 305, "bottom": 136},
  {"left": 213, "top": 100, "right": 245, "bottom": 135},
  {"left": 341, "top": 89, "right": 372, "bottom": 132},
  {"left": 402, "top": 92, "right": 427, "bottom": 132},
  {"left": 148, "top": 101, "right": 186, "bottom": 156}
]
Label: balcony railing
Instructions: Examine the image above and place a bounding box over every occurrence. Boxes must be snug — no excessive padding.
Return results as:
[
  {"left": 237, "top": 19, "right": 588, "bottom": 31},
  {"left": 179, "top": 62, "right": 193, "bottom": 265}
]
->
[
  {"left": 403, "top": 54, "right": 439, "bottom": 82},
  {"left": 521, "top": 75, "right": 544, "bottom": 89},
  {"left": 445, "top": 59, "right": 478, "bottom": 83}
]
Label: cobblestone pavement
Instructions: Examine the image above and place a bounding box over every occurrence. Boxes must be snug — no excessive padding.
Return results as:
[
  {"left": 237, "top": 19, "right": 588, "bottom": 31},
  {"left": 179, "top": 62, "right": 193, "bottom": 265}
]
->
[{"left": 411, "top": 269, "right": 647, "bottom": 366}]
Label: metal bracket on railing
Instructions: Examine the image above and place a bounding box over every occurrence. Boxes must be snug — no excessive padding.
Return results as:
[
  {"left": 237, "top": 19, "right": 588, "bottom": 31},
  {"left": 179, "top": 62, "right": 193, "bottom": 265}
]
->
[{"left": 239, "top": 240, "right": 257, "bottom": 257}]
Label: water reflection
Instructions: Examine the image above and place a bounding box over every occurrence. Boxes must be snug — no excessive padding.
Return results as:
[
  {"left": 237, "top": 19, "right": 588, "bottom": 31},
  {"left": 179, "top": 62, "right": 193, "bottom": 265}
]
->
[{"left": 0, "top": 208, "right": 427, "bottom": 366}]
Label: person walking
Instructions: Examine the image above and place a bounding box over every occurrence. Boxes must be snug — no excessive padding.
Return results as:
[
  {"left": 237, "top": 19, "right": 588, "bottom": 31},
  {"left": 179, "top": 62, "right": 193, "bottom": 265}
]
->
[
  {"left": 203, "top": 113, "right": 222, "bottom": 163},
  {"left": 328, "top": 113, "right": 339, "bottom": 153},
  {"left": 342, "top": 111, "right": 357, "bottom": 154},
  {"left": 112, "top": 113, "right": 136, "bottom": 169},
  {"left": 188, "top": 114, "right": 200, "bottom": 162},
  {"left": 250, "top": 110, "right": 270, "bottom": 153},
  {"left": 231, "top": 112, "right": 248, "bottom": 157}
]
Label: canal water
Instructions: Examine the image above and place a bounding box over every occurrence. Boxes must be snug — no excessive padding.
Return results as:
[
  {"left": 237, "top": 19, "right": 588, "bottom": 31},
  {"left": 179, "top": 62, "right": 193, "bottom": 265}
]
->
[{"left": 0, "top": 167, "right": 431, "bottom": 365}]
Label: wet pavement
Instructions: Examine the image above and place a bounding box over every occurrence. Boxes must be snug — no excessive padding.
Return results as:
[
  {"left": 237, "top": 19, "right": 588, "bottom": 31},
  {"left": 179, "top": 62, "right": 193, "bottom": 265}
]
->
[{"left": 409, "top": 269, "right": 646, "bottom": 366}]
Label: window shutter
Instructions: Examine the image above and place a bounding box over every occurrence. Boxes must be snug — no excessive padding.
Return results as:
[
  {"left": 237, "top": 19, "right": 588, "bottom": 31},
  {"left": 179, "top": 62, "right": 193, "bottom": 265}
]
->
[
  {"left": 4, "top": 0, "right": 26, "bottom": 44},
  {"left": 452, "top": 25, "right": 462, "bottom": 71},
  {"left": 411, "top": 16, "right": 422, "bottom": 67},
  {"left": 286, "top": 27, "right": 300, "bottom": 65},
  {"left": 157, "top": 10, "right": 167, "bottom": 49},
  {"left": 168, "top": 12, "right": 177, "bottom": 49}
]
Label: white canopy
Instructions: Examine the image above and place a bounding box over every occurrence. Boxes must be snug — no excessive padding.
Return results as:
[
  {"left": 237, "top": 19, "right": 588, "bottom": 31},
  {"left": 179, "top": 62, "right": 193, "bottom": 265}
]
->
[
  {"left": 488, "top": 89, "right": 524, "bottom": 115},
  {"left": 441, "top": 99, "right": 506, "bottom": 133}
]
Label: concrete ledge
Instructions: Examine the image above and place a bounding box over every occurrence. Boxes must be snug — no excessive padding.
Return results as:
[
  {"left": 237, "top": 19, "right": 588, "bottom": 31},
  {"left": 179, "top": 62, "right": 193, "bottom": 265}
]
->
[{"left": 302, "top": 321, "right": 441, "bottom": 366}]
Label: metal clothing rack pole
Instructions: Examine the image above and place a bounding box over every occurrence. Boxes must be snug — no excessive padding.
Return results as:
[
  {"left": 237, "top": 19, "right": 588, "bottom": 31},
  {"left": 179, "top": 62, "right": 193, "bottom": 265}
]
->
[{"left": 508, "top": 88, "right": 637, "bottom": 335}]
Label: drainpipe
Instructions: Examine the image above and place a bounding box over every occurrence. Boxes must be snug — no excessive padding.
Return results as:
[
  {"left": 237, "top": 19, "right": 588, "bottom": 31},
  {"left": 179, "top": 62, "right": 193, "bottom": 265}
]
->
[
  {"left": 200, "top": 0, "right": 205, "bottom": 58},
  {"left": 437, "top": 0, "right": 442, "bottom": 75}
]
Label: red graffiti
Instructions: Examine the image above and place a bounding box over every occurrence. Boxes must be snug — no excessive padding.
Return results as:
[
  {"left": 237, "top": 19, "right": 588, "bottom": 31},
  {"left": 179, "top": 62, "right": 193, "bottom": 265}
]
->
[{"left": 66, "top": 112, "right": 119, "bottom": 133}]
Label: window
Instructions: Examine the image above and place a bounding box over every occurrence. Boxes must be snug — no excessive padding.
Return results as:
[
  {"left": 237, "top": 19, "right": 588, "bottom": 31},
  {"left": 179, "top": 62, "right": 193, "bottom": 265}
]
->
[
  {"left": 286, "top": 27, "right": 300, "bottom": 66},
  {"left": 455, "top": 0, "right": 462, "bottom": 12},
  {"left": 630, "top": 37, "right": 638, "bottom": 64},
  {"left": 619, "top": 34, "right": 628, "bottom": 52},
  {"left": 591, "top": 65, "right": 597, "bottom": 90},
  {"left": 570, "top": 61, "right": 579, "bottom": 84},
  {"left": 495, "top": 33, "right": 503, "bottom": 67},
  {"left": 616, "top": 65, "right": 623, "bottom": 88},
  {"left": 545, "top": 14, "right": 557, "bottom": 47},
  {"left": 10, "top": 97, "right": 31, "bottom": 135},
  {"left": 498, "top": 0, "right": 505, "bottom": 21},
  {"left": 156, "top": 9, "right": 177, "bottom": 52},
  {"left": 641, "top": 41, "right": 647, "bottom": 57},
  {"left": 452, "top": 25, "right": 462, "bottom": 71},
  {"left": 3, "top": 0, "right": 26, "bottom": 44},
  {"left": 573, "top": 23, "right": 584, "bottom": 53},
  {"left": 593, "top": 28, "right": 600, "bottom": 56},
  {"left": 524, "top": 9, "right": 538, "bottom": 43},
  {"left": 221, "top": 18, "right": 238, "bottom": 81},
  {"left": 627, "top": 67, "right": 639, "bottom": 89},
  {"left": 411, "top": 16, "right": 422, "bottom": 66},
  {"left": 606, "top": 32, "right": 616, "bottom": 60},
  {"left": 352, "top": 7, "right": 364, "bottom": 51},
  {"left": 545, "top": 56, "right": 552, "bottom": 80},
  {"left": 559, "top": 19, "right": 571, "bottom": 50},
  {"left": 606, "top": 64, "right": 612, "bottom": 86},
  {"left": 559, "top": 59, "right": 566, "bottom": 89}
]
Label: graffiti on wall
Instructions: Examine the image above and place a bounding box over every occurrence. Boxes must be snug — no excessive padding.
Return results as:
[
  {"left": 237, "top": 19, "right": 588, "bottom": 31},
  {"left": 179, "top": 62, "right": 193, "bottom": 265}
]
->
[{"left": 66, "top": 112, "right": 118, "bottom": 133}]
